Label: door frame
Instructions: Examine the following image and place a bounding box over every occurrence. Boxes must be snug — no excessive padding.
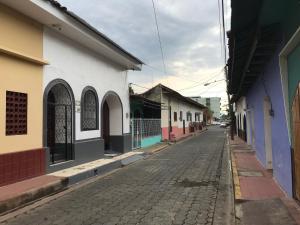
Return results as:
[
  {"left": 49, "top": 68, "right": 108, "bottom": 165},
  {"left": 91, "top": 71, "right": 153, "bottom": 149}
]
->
[{"left": 43, "top": 79, "right": 75, "bottom": 163}]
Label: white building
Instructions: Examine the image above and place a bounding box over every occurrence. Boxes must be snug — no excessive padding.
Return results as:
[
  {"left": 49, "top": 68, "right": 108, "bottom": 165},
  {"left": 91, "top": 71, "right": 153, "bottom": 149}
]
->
[
  {"left": 3, "top": 0, "right": 143, "bottom": 172},
  {"left": 142, "top": 84, "right": 206, "bottom": 141},
  {"left": 190, "top": 96, "right": 221, "bottom": 119}
]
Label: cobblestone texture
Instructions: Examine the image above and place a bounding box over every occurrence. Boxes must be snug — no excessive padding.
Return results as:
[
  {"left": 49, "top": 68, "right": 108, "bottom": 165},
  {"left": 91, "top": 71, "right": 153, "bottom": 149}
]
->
[{"left": 2, "top": 127, "right": 234, "bottom": 225}]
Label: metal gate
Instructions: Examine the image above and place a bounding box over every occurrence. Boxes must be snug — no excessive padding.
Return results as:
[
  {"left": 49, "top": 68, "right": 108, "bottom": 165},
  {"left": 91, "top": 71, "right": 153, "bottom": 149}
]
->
[
  {"left": 47, "top": 103, "right": 73, "bottom": 164},
  {"left": 131, "top": 119, "right": 142, "bottom": 149},
  {"left": 131, "top": 119, "right": 161, "bottom": 149},
  {"left": 292, "top": 83, "right": 300, "bottom": 200}
]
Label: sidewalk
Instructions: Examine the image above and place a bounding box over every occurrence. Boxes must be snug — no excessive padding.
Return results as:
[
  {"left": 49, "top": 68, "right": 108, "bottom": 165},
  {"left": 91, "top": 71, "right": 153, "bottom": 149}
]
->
[
  {"left": 230, "top": 135, "right": 300, "bottom": 225},
  {"left": 0, "top": 143, "right": 168, "bottom": 216}
]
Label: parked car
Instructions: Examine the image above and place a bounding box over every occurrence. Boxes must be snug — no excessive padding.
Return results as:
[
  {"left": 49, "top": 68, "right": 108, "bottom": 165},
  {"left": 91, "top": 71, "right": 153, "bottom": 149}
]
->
[{"left": 220, "top": 122, "right": 227, "bottom": 128}]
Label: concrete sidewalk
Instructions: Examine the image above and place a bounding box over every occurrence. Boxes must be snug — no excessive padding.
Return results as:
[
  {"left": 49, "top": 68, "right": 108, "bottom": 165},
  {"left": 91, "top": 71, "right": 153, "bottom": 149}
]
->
[
  {"left": 230, "top": 136, "right": 300, "bottom": 225},
  {"left": 0, "top": 143, "right": 168, "bottom": 216}
]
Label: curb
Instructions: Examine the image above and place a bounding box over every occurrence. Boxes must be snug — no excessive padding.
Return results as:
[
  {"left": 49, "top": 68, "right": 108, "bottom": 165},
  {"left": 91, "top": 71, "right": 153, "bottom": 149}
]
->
[
  {"left": 231, "top": 152, "right": 242, "bottom": 200},
  {"left": 0, "top": 177, "right": 68, "bottom": 216}
]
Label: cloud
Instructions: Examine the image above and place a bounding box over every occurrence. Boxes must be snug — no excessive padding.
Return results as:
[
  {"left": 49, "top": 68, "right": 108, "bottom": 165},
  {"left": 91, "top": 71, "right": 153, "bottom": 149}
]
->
[{"left": 58, "top": 0, "right": 230, "bottom": 111}]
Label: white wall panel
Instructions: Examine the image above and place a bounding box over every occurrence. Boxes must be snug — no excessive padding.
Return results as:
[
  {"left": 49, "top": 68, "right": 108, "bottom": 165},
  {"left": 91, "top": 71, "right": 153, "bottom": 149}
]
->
[{"left": 43, "top": 28, "right": 130, "bottom": 140}]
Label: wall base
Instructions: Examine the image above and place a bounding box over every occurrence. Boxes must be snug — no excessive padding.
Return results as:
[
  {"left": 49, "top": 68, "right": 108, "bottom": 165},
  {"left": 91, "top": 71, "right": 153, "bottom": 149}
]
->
[
  {"left": 110, "top": 134, "right": 132, "bottom": 153},
  {"left": 0, "top": 148, "right": 45, "bottom": 187},
  {"left": 46, "top": 138, "right": 104, "bottom": 173}
]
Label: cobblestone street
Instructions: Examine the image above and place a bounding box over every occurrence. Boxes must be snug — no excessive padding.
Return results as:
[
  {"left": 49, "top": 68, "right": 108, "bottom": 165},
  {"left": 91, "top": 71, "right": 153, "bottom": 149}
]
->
[{"left": 2, "top": 127, "right": 234, "bottom": 225}]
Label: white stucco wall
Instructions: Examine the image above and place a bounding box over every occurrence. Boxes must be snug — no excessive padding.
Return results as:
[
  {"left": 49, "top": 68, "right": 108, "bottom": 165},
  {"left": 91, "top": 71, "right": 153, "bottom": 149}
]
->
[
  {"left": 161, "top": 95, "right": 204, "bottom": 128},
  {"left": 235, "top": 97, "right": 247, "bottom": 130},
  {"left": 43, "top": 28, "right": 130, "bottom": 140}
]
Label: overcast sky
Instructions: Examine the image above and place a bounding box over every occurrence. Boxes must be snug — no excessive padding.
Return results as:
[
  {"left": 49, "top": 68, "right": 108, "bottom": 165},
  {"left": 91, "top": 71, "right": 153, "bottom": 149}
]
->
[{"left": 58, "top": 0, "right": 231, "bottom": 112}]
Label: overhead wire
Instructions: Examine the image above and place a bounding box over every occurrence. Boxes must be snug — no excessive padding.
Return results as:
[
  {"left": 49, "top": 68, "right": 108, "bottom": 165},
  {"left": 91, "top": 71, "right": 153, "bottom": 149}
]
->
[
  {"left": 151, "top": 0, "right": 167, "bottom": 74},
  {"left": 175, "top": 68, "right": 224, "bottom": 91},
  {"left": 217, "top": 0, "right": 224, "bottom": 58}
]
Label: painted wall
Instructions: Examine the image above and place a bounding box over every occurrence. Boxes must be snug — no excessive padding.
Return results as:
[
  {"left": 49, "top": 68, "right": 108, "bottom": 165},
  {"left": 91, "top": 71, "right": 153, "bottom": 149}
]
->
[
  {"left": 246, "top": 46, "right": 292, "bottom": 196},
  {"left": 161, "top": 95, "right": 204, "bottom": 140},
  {"left": 141, "top": 135, "right": 161, "bottom": 148},
  {"left": 0, "top": 4, "right": 43, "bottom": 153},
  {"left": 43, "top": 28, "right": 130, "bottom": 140}
]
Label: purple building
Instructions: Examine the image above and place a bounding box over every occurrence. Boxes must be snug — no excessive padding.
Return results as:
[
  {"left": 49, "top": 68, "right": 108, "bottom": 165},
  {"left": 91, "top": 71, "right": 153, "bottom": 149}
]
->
[{"left": 227, "top": 0, "right": 293, "bottom": 196}]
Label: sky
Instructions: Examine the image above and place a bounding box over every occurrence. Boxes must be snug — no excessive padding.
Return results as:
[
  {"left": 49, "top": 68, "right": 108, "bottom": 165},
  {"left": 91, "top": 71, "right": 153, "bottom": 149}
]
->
[{"left": 58, "top": 0, "right": 231, "bottom": 112}]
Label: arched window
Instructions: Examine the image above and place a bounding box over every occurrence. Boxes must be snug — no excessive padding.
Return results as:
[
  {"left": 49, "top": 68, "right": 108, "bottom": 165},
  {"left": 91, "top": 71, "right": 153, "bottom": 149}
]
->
[{"left": 81, "top": 87, "right": 99, "bottom": 131}]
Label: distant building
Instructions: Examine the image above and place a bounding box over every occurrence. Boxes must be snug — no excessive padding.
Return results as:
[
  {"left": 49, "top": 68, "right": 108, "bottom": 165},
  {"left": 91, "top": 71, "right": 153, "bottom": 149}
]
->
[
  {"left": 141, "top": 84, "right": 206, "bottom": 141},
  {"left": 130, "top": 95, "right": 162, "bottom": 149},
  {"left": 190, "top": 97, "right": 221, "bottom": 119}
]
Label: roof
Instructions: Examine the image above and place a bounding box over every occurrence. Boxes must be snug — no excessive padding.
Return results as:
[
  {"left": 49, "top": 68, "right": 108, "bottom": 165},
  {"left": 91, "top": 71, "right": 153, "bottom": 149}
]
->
[
  {"left": 130, "top": 94, "right": 162, "bottom": 106},
  {"left": 45, "top": 0, "right": 143, "bottom": 66},
  {"left": 141, "top": 84, "right": 207, "bottom": 110},
  {"left": 227, "top": 0, "right": 281, "bottom": 102}
]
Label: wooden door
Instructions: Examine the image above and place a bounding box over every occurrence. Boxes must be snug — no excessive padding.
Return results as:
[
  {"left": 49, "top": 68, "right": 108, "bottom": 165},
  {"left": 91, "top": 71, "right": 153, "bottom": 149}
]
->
[
  {"left": 292, "top": 83, "right": 300, "bottom": 199},
  {"left": 103, "top": 101, "right": 110, "bottom": 150}
]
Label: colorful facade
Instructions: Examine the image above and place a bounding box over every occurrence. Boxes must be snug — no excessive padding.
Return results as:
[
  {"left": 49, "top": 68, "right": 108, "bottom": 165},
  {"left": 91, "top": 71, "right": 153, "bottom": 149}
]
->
[
  {"left": 130, "top": 95, "right": 162, "bottom": 149},
  {"left": 0, "top": 0, "right": 142, "bottom": 184},
  {"left": 228, "top": 0, "right": 300, "bottom": 197},
  {"left": 0, "top": 3, "right": 46, "bottom": 186}
]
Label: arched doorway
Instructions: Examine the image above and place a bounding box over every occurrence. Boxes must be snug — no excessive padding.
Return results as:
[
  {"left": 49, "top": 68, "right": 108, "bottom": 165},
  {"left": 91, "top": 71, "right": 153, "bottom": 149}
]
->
[
  {"left": 44, "top": 80, "right": 74, "bottom": 164},
  {"left": 263, "top": 96, "right": 273, "bottom": 169},
  {"left": 292, "top": 83, "right": 300, "bottom": 199},
  {"left": 101, "top": 92, "right": 123, "bottom": 152}
]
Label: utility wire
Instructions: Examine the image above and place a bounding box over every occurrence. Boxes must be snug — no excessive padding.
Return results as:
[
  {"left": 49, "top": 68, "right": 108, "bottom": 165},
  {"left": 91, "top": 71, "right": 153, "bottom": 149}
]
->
[
  {"left": 217, "top": 0, "right": 224, "bottom": 58},
  {"left": 221, "top": 0, "right": 227, "bottom": 64},
  {"left": 145, "top": 63, "right": 224, "bottom": 84},
  {"left": 175, "top": 68, "right": 224, "bottom": 91},
  {"left": 130, "top": 83, "right": 151, "bottom": 90},
  {"left": 151, "top": 0, "right": 167, "bottom": 74}
]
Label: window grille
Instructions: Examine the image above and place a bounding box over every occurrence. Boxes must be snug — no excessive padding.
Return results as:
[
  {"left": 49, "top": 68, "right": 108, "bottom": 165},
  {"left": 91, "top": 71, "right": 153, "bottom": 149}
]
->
[
  {"left": 6, "top": 91, "right": 27, "bottom": 135},
  {"left": 180, "top": 111, "right": 183, "bottom": 121},
  {"left": 82, "top": 90, "right": 98, "bottom": 130},
  {"left": 174, "top": 112, "right": 177, "bottom": 122}
]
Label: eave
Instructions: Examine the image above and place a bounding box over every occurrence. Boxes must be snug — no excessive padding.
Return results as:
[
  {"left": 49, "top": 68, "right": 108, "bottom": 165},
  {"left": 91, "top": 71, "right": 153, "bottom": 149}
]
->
[{"left": 0, "top": 0, "right": 143, "bottom": 71}]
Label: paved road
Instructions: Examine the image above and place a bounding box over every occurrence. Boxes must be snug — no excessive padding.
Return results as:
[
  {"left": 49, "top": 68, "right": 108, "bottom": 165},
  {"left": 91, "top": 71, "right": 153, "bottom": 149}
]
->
[{"left": 2, "top": 127, "right": 234, "bottom": 225}]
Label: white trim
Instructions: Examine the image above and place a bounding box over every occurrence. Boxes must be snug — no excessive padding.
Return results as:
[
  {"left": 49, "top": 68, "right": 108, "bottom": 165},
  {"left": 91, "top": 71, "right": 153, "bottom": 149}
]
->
[{"left": 279, "top": 26, "right": 300, "bottom": 144}]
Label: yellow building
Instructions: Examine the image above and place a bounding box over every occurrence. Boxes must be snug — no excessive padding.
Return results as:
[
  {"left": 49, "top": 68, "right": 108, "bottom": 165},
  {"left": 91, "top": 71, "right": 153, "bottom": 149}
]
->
[{"left": 0, "top": 3, "right": 47, "bottom": 186}]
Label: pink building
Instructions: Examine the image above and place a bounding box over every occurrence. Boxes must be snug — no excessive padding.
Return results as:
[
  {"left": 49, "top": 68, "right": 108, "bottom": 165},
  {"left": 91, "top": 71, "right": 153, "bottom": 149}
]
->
[{"left": 142, "top": 84, "right": 206, "bottom": 141}]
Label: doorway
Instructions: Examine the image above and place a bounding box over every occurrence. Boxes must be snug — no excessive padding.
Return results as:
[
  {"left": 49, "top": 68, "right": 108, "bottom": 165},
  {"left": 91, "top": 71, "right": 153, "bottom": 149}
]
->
[
  {"left": 102, "top": 101, "right": 110, "bottom": 150},
  {"left": 263, "top": 96, "right": 273, "bottom": 169},
  {"left": 101, "top": 92, "right": 123, "bottom": 152},
  {"left": 46, "top": 83, "right": 73, "bottom": 164}
]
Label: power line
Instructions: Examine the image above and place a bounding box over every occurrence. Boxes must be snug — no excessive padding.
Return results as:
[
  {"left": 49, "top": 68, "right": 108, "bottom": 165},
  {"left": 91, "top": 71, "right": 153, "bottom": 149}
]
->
[
  {"left": 130, "top": 83, "right": 151, "bottom": 90},
  {"left": 144, "top": 63, "right": 199, "bottom": 83},
  {"left": 217, "top": 0, "right": 224, "bottom": 58},
  {"left": 221, "top": 0, "right": 227, "bottom": 64},
  {"left": 175, "top": 68, "right": 224, "bottom": 91},
  {"left": 151, "top": 0, "right": 167, "bottom": 74}
]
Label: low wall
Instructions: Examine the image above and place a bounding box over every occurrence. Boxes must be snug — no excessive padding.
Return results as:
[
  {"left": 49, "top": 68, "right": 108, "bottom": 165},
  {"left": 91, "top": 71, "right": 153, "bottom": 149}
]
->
[{"left": 141, "top": 135, "right": 162, "bottom": 148}]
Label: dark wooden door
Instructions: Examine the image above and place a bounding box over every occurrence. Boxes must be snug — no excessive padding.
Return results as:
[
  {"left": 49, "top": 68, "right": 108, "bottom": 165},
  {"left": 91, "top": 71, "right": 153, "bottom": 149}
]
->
[
  {"left": 292, "top": 83, "right": 300, "bottom": 199},
  {"left": 103, "top": 101, "right": 110, "bottom": 150},
  {"left": 183, "top": 120, "right": 186, "bottom": 134}
]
